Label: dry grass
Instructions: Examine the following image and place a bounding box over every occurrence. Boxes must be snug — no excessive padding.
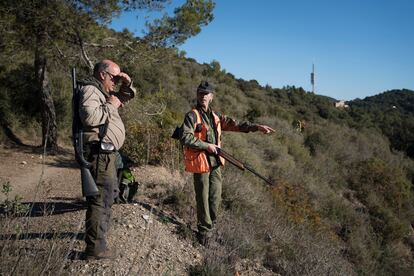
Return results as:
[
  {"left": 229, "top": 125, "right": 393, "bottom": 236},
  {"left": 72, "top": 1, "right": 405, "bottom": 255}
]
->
[
  {"left": 0, "top": 206, "right": 83, "bottom": 275},
  {"left": 161, "top": 165, "right": 356, "bottom": 276}
]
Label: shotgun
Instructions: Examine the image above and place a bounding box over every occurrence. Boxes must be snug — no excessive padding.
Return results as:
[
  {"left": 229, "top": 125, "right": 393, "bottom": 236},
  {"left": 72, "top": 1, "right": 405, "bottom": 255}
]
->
[
  {"left": 72, "top": 68, "right": 99, "bottom": 197},
  {"left": 171, "top": 125, "right": 274, "bottom": 186},
  {"left": 217, "top": 149, "right": 274, "bottom": 186}
]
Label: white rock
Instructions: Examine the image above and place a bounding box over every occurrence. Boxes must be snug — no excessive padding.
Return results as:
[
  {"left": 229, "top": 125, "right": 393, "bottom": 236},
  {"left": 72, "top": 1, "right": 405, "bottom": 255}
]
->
[
  {"left": 21, "top": 161, "right": 27, "bottom": 165},
  {"left": 143, "top": 214, "right": 153, "bottom": 223}
]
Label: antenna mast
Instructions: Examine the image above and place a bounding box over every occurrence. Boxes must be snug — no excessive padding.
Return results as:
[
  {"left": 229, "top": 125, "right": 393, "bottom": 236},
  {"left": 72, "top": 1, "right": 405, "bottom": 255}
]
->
[{"left": 310, "top": 64, "right": 315, "bottom": 94}]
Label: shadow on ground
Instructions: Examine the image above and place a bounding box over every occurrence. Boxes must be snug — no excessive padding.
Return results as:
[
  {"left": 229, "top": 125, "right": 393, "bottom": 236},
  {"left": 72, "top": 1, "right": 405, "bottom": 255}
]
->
[
  {"left": 0, "top": 200, "right": 86, "bottom": 217},
  {"left": 0, "top": 232, "right": 85, "bottom": 241}
]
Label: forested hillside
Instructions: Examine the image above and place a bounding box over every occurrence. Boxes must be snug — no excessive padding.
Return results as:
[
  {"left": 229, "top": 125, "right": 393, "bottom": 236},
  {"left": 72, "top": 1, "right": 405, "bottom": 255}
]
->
[
  {"left": 1, "top": 1, "right": 414, "bottom": 275},
  {"left": 348, "top": 89, "right": 414, "bottom": 158}
]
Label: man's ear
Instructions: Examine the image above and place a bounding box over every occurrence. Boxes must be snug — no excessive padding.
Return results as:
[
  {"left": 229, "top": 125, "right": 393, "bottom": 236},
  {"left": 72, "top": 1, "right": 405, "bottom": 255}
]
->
[{"left": 98, "top": 71, "right": 106, "bottom": 81}]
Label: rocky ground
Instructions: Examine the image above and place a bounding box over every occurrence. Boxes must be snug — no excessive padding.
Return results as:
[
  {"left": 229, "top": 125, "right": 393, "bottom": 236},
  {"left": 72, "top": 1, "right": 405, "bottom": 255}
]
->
[{"left": 0, "top": 144, "right": 276, "bottom": 275}]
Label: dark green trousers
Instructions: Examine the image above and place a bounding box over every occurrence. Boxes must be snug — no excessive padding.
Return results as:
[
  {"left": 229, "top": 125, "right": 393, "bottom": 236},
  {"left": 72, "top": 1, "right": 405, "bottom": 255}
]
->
[
  {"left": 193, "top": 166, "right": 222, "bottom": 234},
  {"left": 84, "top": 147, "right": 117, "bottom": 256}
]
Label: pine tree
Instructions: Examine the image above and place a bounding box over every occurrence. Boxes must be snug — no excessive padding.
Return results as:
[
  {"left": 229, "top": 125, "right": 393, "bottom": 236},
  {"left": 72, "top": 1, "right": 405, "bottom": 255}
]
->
[{"left": 0, "top": 0, "right": 214, "bottom": 150}]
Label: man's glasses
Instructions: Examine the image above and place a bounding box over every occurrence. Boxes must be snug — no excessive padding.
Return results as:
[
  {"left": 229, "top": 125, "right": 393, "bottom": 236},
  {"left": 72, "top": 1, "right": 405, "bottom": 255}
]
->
[{"left": 105, "top": 71, "right": 121, "bottom": 83}]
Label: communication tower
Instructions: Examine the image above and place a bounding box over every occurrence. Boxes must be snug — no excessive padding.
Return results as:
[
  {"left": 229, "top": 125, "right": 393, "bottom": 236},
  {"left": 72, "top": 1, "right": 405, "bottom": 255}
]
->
[{"left": 310, "top": 64, "right": 315, "bottom": 93}]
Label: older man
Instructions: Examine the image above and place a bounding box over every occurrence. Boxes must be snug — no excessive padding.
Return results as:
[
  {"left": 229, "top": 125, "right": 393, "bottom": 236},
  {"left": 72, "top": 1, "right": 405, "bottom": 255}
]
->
[
  {"left": 180, "top": 81, "right": 274, "bottom": 245},
  {"left": 78, "top": 59, "right": 136, "bottom": 260}
]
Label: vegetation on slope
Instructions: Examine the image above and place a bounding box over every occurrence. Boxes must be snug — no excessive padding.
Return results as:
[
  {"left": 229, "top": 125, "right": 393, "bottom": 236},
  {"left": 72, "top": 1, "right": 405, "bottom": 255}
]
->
[
  {"left": 348, "top": 89, "right": 414, "bottom": 158},
  {"left": 1, "top": 1, "right": 414, "bottom": 274}
]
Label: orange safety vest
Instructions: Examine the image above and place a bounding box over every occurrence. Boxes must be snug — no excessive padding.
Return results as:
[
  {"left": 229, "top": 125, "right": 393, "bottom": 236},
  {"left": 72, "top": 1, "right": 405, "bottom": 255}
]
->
[{"left": 184, "top": 109, "right": 225, "bottom": 173}]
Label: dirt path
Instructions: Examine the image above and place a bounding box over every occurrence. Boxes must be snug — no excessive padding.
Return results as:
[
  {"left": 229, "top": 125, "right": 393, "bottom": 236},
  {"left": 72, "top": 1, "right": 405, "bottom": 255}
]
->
[
  {"left": 0, "top": 146, "right": 205, "bottom": 275},
  {"left": 0, "top": 147, "right": 77, "bottom": 201}
]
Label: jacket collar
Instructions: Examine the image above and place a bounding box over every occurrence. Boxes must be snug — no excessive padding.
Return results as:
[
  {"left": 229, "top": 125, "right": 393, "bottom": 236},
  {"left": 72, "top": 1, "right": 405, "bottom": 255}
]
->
[
  {"left": 78, "top": 77, "right": 110, "bottom": 98},
  {"left": 196, "top": 104, "right": 213, "bottom": 115}
]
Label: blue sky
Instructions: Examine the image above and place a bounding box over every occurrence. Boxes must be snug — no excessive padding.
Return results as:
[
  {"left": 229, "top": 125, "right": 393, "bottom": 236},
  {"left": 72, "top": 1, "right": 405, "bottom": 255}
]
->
[{"left": 110, "top": 0, "right": 414, "bottom": 100}]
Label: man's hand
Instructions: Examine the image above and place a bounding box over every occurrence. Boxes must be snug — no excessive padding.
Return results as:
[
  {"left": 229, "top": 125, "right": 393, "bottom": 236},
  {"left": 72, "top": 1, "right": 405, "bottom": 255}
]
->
[
  {"left": 257, "top": 125, "right": 275, "bottom": 134},
  {"left": 107, "top": 95, "right": 123, "bottom": 109},
  {"left": 206, "top": 143, "right": 220, "bottom": 155},
  {"left": 118, "top": 72, "right": 131, "bottom": 86}
]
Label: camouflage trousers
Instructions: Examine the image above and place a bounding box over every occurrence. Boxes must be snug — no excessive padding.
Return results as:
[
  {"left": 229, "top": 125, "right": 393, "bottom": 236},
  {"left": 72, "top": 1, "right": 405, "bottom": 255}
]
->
[
  {"left": 84, "top": 145, "right": 117, "bottom": 256},
  {"left": 193, "top": 166, "right": 222, "bottom": 235}
]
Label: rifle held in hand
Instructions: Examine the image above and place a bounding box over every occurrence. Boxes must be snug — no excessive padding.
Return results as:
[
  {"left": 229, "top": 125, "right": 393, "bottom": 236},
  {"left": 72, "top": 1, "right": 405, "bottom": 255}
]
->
[{"left": 170, "top": 126, "right": 273, "bottom": 186}]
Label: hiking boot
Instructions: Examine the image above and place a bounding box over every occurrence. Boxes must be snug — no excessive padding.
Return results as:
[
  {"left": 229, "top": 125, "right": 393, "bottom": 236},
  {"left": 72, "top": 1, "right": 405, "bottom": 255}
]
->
[
  {"left": 85, "top": 249, "right": 117, "bottom": 261},
  {"left": 196, "top": 232, "right": 210, "bottom": 246}
]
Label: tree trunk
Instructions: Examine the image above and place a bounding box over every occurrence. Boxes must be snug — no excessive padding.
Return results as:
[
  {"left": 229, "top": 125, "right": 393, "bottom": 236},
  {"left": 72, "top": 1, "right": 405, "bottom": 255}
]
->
[{"left": 35, "top": 32, "right": 58, "bottom": 152}]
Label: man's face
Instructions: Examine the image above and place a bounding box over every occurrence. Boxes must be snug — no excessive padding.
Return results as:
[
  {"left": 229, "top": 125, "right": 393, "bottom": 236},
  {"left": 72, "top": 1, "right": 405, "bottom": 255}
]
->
[
  {"left": 197, "top": 91, "right": 213, "bottom": 110},
  {"left": 100, "top": 65, "right": 121, "bottom": 93}
]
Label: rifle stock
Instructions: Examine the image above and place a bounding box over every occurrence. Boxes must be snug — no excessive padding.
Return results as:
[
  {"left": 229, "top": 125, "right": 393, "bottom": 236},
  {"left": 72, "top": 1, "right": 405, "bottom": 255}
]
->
[
  {"left": 72, "top": 68, "right": 99, "bottom": 197},
  {"left": 217, "top": 149, "right": 245, "bottom": 170}
]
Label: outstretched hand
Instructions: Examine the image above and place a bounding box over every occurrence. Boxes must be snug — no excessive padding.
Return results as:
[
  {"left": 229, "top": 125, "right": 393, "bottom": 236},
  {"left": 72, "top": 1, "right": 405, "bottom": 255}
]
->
[{"left": 257, "top": 124, "right": 275, "bottom": 134}]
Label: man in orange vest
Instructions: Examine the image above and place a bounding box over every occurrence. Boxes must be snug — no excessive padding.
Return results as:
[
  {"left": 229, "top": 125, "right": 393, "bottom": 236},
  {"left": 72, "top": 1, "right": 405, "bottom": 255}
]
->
[{"left": 180, "top": 81, "right": 275, "bottom": 245}]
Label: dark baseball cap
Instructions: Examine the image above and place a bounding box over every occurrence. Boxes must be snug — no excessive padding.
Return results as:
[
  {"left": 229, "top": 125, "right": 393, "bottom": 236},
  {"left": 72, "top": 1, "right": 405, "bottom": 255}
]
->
[{"left": 197, "top": 81, "right": 215, "bottom": 94}]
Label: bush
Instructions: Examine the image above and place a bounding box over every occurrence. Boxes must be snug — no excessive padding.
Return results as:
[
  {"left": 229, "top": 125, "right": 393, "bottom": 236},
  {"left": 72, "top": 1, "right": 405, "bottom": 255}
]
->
[{"left": 348, "top": 158, "right": 412, "bottom": 213}]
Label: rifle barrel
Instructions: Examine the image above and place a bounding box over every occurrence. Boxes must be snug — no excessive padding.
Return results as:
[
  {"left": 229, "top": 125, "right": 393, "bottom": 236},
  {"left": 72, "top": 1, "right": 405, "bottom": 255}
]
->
[
  {"left": 218, "top": 149, "right": 274, "bottom": 186},
  {"left": 72, "top": 68, "right": 76, "bottom": 89},
  {"left": 244, "top": 165, "right": 274, "bottom": 186}
]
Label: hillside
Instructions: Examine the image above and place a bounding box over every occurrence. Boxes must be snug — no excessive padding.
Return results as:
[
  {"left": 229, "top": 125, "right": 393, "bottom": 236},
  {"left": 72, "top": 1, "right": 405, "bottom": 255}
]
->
[
  {"left": 1, "top": 1, "right": 414, "bottom": 275},
  {"left": 347, "top": 89, "right": 414, "bottom": 157},
  {"left": 351, "top": 89, "right": 414, "bottom": 112},
  {"left": 2, "top": 58, "right": 414, "bottom": 274}
]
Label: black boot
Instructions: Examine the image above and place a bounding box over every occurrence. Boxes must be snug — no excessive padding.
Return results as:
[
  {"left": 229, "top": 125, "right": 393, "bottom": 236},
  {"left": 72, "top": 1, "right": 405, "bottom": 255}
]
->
[{"left": 196, "top": 232, "right": 210, "bottom": 246}]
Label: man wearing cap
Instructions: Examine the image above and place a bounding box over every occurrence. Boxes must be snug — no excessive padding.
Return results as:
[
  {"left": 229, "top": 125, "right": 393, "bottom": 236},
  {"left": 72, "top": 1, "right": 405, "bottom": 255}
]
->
[
  {"left": 78, "top": 59, "right": 136, "bottom": 260},
  {"left": 180, "top": 81, "right": 275, "bottom": 245}
]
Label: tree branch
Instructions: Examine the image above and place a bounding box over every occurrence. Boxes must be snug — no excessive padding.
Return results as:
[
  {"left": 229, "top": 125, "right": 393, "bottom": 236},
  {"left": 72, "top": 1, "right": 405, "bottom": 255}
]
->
[
  {"left": 84, "top": 42, "right": 115, "bottom": 48},
  {"left": 143, "top": 102, "right": 166, "bottom": 116},
  {"left": 46, "top": 32, "right": 66, "bottom": 58},
  {"left": 74, "top": 29, "right": 93, "bottom": 70}
]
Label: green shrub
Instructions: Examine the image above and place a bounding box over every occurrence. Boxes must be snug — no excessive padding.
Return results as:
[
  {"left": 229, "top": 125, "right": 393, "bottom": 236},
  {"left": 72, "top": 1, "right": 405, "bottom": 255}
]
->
[
  {"left": 348, "top": 158, "right": 412, "bottom": 212},
  {"left": 1, "top": 181, "right": 29, "bottom": 217}
]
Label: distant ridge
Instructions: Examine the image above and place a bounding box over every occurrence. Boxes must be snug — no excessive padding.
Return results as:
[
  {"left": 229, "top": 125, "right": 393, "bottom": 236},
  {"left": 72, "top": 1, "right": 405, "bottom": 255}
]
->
[
  {"left": 350, "top": 89, "right": 414, "bottom": 113},
  {"left": 347, "top": 89, "right": 414, "bottom": 157}
]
